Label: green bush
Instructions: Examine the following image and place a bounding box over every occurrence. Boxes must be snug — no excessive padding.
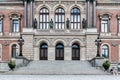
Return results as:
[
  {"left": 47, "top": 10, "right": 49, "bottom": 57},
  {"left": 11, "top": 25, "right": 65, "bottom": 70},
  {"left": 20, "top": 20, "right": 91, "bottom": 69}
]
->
[
  {"left": 8, "top": 60, "right": 16, "bottom": 70},
  {"left": 102, "top": 60, "right": 111, "bottom": 71}
]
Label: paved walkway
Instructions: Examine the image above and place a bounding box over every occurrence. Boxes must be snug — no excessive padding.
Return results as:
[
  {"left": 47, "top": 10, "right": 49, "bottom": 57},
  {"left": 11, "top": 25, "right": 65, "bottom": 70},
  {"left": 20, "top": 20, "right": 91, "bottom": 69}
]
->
[{"left": 0, "top": 75, "right": 119, "bottom": 80}]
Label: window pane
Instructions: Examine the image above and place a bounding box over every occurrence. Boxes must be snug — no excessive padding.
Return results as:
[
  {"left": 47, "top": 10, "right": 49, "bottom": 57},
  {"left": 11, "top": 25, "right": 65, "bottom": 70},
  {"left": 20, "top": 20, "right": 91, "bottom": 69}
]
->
[
  {"left": 13, "top": 20, "right": 19, "bottom": 32},
  {"left": 55, "top": 7, "right": 65, "bottom": 29},
  {"left": 39, "top": 7, "right": 49, "bottom": 30},
  {"left": 71, "top": 7, "right": 80, "bottom": 30},
  {"left": 102, "top": 45, "right": 109, "bottom": 58},
  {"left": 0, "top": 20, "right": 2, "bottom": 32}
]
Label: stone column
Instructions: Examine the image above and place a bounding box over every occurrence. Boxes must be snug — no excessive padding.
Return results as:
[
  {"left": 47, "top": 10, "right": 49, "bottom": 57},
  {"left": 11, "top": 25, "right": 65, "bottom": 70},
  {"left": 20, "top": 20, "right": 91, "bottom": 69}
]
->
[
  {"left": 86, "top": 0, "right": 90, "bottom": 28},
  {"left": 93, "top": 0, "right": 96, "bottom": 28},
  {"left": 24, "top": 0, "right": 27, "bottom": 27},
  {"left": 48, "top": 47, "right": 55, "bottom": 60},
  {"left": 64, "top": 47, "right": 71, "bottom": 60},
  {"left": 30, "top": 0, "right": 33, "bottom": 28}
]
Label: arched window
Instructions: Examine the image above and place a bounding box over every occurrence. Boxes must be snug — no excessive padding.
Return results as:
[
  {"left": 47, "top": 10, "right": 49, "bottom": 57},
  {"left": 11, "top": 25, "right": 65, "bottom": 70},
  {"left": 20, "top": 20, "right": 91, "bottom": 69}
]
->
[
  {"left": 71, "top": 7, "right": 80, "bottom": 29},
  {"left": 11, "top": 44, "right": 18, "bottom": 58},
  {"left": 55, "top": 43, "right": 64, "bottom": 60},
  {"left": 55, "top": 7, "right": 65, "bottom": 29},
  {"left": 40, "top": 43, "right": 48, "bottom": 60},
  {"left": 72, "top": 43, "right": 80, "bottom": 60},
  {"left": 102, "top": 45, "right": 109, "bottom": 58},
  {"left": 39, "top": 7, "right": 49, "bottom": 29}
]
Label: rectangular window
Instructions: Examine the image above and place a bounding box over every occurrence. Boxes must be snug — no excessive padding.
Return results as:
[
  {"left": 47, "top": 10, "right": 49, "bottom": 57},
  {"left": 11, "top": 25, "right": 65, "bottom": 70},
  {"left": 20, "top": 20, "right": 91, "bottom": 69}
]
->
[
  {"left": 0, "top": 20, "right": 2, "bottom": 32},
  {"left": 101, "top": 20, "right": 108, "bottom": 32},
  {"left": 13, "top": 19, "right": 19, "bottom": 32}
]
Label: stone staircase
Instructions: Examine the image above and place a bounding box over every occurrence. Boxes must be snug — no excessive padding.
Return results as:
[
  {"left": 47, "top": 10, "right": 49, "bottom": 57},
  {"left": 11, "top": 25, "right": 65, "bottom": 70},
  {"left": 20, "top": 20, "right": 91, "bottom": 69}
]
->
[{"left": 6, "top": 60, "right": 108, "bottom": 75}]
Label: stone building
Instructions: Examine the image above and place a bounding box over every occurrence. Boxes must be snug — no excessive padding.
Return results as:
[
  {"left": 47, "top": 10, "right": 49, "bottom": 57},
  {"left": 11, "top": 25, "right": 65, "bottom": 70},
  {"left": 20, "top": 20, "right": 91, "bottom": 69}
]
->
[{"left": 0, "top": 0, "right": 120, "bottom": 63}]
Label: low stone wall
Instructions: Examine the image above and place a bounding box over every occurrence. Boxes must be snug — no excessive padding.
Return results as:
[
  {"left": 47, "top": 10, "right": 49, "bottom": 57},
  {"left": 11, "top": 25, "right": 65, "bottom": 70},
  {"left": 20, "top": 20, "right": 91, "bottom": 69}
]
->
[
  {"left": 0, "top": 61, "right": 9, "bottom": 72},
  {"left": 15, "top": 56, "right": 30, "bottom": 68},
  {"left": 90, "top": 57, "right": 105, "bottom": 67}
]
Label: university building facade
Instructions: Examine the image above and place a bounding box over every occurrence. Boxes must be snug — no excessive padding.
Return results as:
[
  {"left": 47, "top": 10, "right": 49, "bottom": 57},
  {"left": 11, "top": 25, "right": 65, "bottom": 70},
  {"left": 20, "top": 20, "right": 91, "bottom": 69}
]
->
[{"left": 0, "top": 0, "right": 120, "bottom": 63}]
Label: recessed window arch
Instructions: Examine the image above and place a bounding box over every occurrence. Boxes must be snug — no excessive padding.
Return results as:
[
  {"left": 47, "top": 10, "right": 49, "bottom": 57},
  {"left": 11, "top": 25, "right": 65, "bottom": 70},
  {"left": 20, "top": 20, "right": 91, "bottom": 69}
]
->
[
  {"left": 102, "top": 44, "right": 109, "bottom": 58},
  {"left": 55, "top": 7, "right": 65, "bottom": 29},
  {"left": 11, "top": 44, "right": 18, "bottom": 58},
  {"left": 39, "top": 7, "right": 49, "bottom": 29},
  {"left": 72, "top": 43, "right": 80, "bottom": 60},
  {"left": 9, "top": 13, "right": 21, "bottom": 32},
  {"left": 40, "top": 43, "right": 48, "bottom": 60},
  {"left": 55, "top": 43, "right": 64, "bottom": 60},
  {"left": 71, "top": 7, "right": 81, "bottom": 29}
]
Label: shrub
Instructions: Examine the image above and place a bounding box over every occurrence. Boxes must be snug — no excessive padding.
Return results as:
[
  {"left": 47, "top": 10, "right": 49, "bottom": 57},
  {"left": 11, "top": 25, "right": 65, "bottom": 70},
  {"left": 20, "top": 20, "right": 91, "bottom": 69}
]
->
[
  {"left": 102, "top": 60, "right": 111, "bottom": 71},
  {"left": 8, "top": 60, "right": 16, "bottom": 70}
]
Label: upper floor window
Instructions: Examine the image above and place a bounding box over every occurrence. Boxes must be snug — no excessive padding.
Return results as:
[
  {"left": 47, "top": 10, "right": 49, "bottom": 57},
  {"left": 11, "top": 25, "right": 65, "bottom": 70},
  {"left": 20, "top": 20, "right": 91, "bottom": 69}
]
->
[
  {"left": 9, "top": 13, "right": 21, "bottom": 32},
  {"left": 39, "top": 7, "right": 49, "bottom": 29},
  {"left": 101, "top": 20, "right": 108, "bottom": 32},
  {"left": 117, "top": 14, "right": 120, "bottom": 32},
  {"left": 0, "top": 20, "right": 2, "bottom": 32},
  {"left": 11, "top": 44, "right": 18, "bottom": 58},
  {"left": 102, "top": 45, "right": 109, "bottom": 58},
  {"left": 99, "top": 13, "right": 112, "bottom": 32},
  {"left": 55, "top": 7, "right": 65, "bottom": 29},
  {"left": 13, "top": 19, "right": 19, "bottom": 32},
  {"left": 0, "top": 14, "right": 4, "bottom": 32},
  {"left": 71, "top": 7, "right": 80, "bottom": 30}
]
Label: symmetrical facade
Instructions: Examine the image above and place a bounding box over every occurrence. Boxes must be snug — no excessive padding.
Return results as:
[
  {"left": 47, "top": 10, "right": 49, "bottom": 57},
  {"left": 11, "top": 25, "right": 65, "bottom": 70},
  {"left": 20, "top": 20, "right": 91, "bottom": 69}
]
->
[{"left": 0, "top": 0, "right": 120, "bottom": 62}]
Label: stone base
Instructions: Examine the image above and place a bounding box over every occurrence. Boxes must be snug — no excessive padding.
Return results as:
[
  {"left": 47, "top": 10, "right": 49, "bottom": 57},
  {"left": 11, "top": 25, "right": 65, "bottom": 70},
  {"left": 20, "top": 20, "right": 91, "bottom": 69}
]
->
[{"left": 90, "top": 57, "right": 104, "bottom": 67}]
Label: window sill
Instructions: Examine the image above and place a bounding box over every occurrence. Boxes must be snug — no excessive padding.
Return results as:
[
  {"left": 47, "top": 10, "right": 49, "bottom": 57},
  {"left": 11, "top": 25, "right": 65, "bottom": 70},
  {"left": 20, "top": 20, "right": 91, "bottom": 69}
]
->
[
  {"left": 100, "top": 32, "right": 111, "bottom": 36},
  {"left": 9, "top": 32, "right": 20, "bottom": 36}
]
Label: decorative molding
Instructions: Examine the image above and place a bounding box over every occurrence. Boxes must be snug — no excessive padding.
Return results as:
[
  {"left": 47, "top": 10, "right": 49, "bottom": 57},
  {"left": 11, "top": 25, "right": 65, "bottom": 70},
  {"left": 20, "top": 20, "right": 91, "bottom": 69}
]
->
[
  {"left": 45, "top": 1, "right": 59, "bottom": 7},
  {"left": 2, "top": 40, "right": 9, "bottom": 46},
  {"left": 111, "top": 42, "right": 118, "bottom": 47}
]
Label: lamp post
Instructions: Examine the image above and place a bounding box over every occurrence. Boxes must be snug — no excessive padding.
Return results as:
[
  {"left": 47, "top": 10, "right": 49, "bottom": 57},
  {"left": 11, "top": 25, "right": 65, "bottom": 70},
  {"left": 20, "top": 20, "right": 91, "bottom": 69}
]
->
[
  {"left": 95, "top": 36, "right": 101, "bottom": 57},
  {"left": 18, "top": 35, "right": 24, "bottom": 56}
]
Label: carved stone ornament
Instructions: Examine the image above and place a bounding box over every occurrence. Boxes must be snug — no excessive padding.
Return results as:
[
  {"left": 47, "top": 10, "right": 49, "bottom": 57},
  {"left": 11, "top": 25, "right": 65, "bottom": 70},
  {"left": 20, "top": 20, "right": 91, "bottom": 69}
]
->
[
  {"left": 112, "top": 42, "right": 118, "bottom": 47},
  {"left": 2, "top": 40, "right": 9, "bottom": 46}
]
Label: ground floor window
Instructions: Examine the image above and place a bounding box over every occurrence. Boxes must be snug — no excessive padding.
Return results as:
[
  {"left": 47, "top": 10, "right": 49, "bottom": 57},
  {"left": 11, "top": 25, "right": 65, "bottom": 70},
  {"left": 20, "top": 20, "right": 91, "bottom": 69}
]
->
[
  {"left": 40, "top": 43, "right": 48, "bottom": 60},
  {"left": 72, "top": 43, "right": 80, "bottom": 60},
  {"left": 55, "top": 43, "right": 64, "bottom": 60},
  {"left": 102, "top": 45, "right": 109, "bottom": 58},
  {"left": 11, "top": 44, "right": 18, "bottom": 58}
]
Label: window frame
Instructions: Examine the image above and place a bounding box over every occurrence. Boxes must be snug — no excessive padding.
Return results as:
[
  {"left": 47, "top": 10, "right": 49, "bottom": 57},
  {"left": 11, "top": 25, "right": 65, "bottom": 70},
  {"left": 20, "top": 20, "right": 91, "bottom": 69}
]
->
[
  {"left": 71, "top": 7, "right": 81, "bottom": 30},
  {"left": 12, "top": 19, "right": 19, "bottom": 32},
  {"left": 39, "top": 7, "right": 49, "bottom": 30},
  {"left": 102, "top": 45, "right": 109, "bottom": 58},
  {"left": 55, "top": 7, "right": 65, "bottom": 30}
]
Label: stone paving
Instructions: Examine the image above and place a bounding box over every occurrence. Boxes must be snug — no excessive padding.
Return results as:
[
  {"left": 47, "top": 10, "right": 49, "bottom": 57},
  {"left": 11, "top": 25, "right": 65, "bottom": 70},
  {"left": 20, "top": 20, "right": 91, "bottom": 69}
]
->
[{"left": 0, "top": 75, "right": 119, "bottom": 80}]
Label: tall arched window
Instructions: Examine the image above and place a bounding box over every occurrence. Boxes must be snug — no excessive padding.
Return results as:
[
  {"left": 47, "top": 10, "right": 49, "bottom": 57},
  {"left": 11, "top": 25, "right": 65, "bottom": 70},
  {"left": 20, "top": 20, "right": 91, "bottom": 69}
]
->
[
  {"left": 11, "top": 44, "right": 18, "bottom": 58},
  {"left": 56, "top": 43, "right": 64, "bottom": 60},
  {"left": 40, "top": 43, "right": 48, "bottom": 60},
  {"left": 102, "top": 45, "right": 109, "bottom": 58},
  {"left": 71, "top": 7, "right": 80, "bottom": 29},
  {"left": 39, "top": 7, "right": 49, "bottom": 29},
  {"left": 55, "top": 7, "right": 65, "bottom": 29},
  {"left": 72, "top": 43, "right": 80, "bottom": 60}
]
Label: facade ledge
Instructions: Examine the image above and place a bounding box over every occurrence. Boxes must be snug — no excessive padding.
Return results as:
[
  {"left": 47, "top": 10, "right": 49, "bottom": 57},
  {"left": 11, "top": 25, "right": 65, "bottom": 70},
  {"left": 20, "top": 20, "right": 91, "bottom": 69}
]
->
[
  {"left": 9, "top": 32, "right": 20, "bottom": 37},
  {"left": 100, "top": 32, "right": 111, "bottom": 36}
]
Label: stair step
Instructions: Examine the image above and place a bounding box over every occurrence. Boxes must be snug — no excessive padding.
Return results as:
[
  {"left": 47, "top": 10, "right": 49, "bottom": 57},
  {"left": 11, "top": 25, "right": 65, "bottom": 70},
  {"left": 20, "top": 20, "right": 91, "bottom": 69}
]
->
[{"left": 6, "top": 61, "right": 108, "bottom": 75}]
